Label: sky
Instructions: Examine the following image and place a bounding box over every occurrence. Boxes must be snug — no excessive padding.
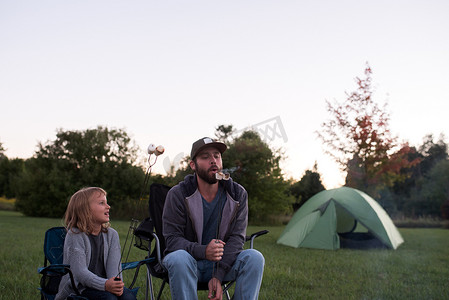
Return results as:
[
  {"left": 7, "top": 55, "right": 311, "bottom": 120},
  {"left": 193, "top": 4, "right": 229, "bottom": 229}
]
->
[{"left": 1, "top": 0, "right": 448, "bottom": 189}]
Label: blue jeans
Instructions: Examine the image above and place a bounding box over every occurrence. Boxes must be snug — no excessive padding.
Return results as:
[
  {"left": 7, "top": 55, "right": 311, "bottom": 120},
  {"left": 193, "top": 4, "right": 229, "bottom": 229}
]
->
[
  {"left": 162, "top": 249, "right": 264, "bottom": 300},
  {"left": 80, "top": 287, "right": 136, "bottom": 300}
]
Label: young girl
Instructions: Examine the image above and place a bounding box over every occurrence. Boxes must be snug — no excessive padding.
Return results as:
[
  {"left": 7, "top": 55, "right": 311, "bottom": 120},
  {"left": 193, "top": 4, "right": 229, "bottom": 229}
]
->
[{"left": 55, "top": 187, "right": 136, "bottom": 300}]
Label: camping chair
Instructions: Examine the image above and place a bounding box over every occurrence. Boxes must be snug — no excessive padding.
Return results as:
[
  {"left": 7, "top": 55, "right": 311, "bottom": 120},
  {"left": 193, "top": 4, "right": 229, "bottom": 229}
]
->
[
  {"left": 133, "top": 183, "right": 269, "bottom": 300},
  {"left": 38, "top": 226, "right": 154, "bottom": 300}
]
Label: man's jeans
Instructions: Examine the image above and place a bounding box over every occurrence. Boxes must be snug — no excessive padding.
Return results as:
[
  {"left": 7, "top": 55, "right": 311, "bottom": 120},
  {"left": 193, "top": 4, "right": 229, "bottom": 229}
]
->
[{"left": 162, "top": 249, "right": 264, "bottom": 300}]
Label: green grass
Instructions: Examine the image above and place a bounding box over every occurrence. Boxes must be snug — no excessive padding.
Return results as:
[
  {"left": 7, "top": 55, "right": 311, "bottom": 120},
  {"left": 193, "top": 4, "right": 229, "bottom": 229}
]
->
[{"left": 1, "top": 211, "right": 448, "bottom": 300}]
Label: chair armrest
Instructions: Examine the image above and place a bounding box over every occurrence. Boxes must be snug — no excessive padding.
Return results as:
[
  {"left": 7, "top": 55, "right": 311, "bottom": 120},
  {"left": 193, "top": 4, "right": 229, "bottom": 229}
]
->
[
  {"left": 246, "top": 230, "right": 269, "bottom": 249},
  {"left": 38, "top": 264, "right": 71, "bottom": 275},
  {"left": 121, "top": 257, "right": 155, "bottom": 289},
  {"left": 121, "top": 257, "right": 154, "bottom": 271},
  {"left": 38, "top": 264, "right": 81, "bottom": 296}
]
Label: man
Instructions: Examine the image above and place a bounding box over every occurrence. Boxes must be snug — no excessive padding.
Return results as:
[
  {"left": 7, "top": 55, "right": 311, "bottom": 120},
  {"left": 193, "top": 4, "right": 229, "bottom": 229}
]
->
[{"left": 162, "top": 137, "right": 264, "bottom": 300}]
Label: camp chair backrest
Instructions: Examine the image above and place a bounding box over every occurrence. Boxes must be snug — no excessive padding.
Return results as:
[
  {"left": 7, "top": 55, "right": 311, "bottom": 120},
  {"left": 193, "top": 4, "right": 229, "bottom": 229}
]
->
[
  {"left": 133, "top": 183, "right": 171, "bottom": 279},
  {"left": 148, "top": 183, "right": 171, "bottom": 253},
  {"left": 44, "top": 227, "right": 67, "bottom": 265}
]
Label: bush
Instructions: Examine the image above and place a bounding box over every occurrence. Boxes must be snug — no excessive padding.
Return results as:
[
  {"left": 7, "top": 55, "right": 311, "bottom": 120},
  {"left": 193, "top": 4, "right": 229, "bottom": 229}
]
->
[
  {"left": 393, "top": 215, "right": 443, "bottom": 228},
  {"left": 15, "top": 127, "right": 146, "bottom": 218},
  {"left": 0, "top": 197, "right": 15, "bottom": 211}
]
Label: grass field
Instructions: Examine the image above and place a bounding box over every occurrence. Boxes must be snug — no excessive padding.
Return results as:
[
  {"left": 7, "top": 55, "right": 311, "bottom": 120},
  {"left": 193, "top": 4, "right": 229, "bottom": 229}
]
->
[{"left": 1, "top": 210, "right": 448, "bottom": 300}]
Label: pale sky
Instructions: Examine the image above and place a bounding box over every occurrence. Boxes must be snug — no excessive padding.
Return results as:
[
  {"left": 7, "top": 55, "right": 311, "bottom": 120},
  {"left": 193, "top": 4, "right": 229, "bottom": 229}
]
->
[{"left": 1, "top": 0, "right": 448, "bottom": 189}]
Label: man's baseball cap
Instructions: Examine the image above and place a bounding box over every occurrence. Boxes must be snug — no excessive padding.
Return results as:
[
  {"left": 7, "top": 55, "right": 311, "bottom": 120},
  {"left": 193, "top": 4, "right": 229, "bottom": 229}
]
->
[{"left": 190, "top": 137, "right": 227, "bottom": 160}]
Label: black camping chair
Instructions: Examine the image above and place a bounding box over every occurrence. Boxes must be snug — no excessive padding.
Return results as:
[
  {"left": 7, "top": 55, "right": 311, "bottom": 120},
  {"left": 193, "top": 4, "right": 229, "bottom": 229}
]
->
[
  {"left": 38, "top": 227, "right": 153, "bottom": 300},
  {"left": 133, "top": 183, "right": 269, "bottom": 300}
]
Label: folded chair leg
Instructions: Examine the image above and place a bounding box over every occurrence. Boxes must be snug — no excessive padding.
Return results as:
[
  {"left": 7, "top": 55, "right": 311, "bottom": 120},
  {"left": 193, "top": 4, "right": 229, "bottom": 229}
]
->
[
  {"left": 157, "top": 278, "right": 168, "bottom": 300},
  {"left": 225, "top": 289, "right": 231, "bottom": 300},
  {"left": 146, "top": 265, "right": 155, "bottom": 300},
  {"left": 223, "top": 282, "right": 233, "bottom": 300}
]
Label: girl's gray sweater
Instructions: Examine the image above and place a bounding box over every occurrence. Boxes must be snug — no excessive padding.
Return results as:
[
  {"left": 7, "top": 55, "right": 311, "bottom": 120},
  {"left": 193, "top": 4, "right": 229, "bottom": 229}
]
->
[{"left": 55, "top": 227, "right": 122, "bottom": 300}]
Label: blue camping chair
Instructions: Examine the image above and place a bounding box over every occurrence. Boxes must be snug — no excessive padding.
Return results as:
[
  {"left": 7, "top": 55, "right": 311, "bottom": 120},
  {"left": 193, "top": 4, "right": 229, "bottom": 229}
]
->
[{"left": 38, "top": 226, "right": 154, "bottom": 300}]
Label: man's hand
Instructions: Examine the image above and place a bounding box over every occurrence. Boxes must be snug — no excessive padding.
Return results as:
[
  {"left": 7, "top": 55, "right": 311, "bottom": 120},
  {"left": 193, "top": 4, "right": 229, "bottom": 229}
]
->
[
  {"left": 205, "top": 239, "right": 226, "bottom": 262},
  {"left": 105, "top": 277, "right": 124, "bottom": 296},
  {"left": 208, "top": 277, "right": 223, "bottom": 300}
]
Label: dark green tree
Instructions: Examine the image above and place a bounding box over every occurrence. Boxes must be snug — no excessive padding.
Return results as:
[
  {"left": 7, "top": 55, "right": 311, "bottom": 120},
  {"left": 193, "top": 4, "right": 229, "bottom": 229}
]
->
[
  {"left": 0, "top": 157, "right": 24, "bottom": 198},
  {"left": 0, "top": 142, "right": 5, "bottom": 159},
  {"left": 0, "top": 143, "right": 25, "bottom": 199},
  {"left": 290, "top": 162, "right": 325, "bottom": 210},
  {"left": 392, "top": 134, "right": 448, "bottom": 217},
  {"left": 418, "top": 134, "right": 448, "bottom": 175},
  {"left": 222, "top": 130, "right": 293, "bottom": 223},
  {"left": 406, "top": 160, "right": 449, "bottom": 217},
  {"left": 0, "top": 143, "right": 8, "bottom": 196},
  {"left": 15, "top": 126, "right": 146, "bottom": 218},
  {"left": 215, "top": 125, "right": 235, "bottom": 144}
]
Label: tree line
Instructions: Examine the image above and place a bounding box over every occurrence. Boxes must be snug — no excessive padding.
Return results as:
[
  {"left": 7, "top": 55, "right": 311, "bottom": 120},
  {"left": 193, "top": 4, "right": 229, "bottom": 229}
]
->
[
  {"left": 1, "top": 125, "right": 447, "bottom": 223},
  {"left": 1, "top": 65, "right": 448, "bottom": 223}
]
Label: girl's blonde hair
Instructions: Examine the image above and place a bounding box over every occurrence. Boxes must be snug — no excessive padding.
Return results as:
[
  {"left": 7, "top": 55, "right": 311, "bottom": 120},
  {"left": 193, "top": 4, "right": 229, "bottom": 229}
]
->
[{"left": 64, "top": 187, "right": 110, "bottom": 234}]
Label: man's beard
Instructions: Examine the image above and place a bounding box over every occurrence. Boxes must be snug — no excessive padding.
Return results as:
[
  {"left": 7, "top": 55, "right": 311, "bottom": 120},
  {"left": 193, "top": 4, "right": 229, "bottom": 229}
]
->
[{"left": 195, "top": 162, "right": 219, "bottom": 184}]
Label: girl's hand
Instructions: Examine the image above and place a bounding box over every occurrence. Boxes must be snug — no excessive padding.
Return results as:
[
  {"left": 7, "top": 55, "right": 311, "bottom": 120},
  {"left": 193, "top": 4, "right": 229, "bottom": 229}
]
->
[{"left": 105, "top": 277, "right": 124, "bottom": 296}]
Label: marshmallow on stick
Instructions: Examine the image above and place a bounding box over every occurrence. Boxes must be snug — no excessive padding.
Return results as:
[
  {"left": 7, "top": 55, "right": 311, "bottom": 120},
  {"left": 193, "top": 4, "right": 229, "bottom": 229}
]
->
[{"left": 215, "top": 171, "right": 230, "bottom": 180}]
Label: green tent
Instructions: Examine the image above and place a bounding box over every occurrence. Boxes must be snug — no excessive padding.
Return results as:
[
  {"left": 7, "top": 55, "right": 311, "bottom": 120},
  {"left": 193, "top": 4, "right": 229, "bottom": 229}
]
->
[{"left": 277, "top": 187, "right": 404, "bottom": 250}]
